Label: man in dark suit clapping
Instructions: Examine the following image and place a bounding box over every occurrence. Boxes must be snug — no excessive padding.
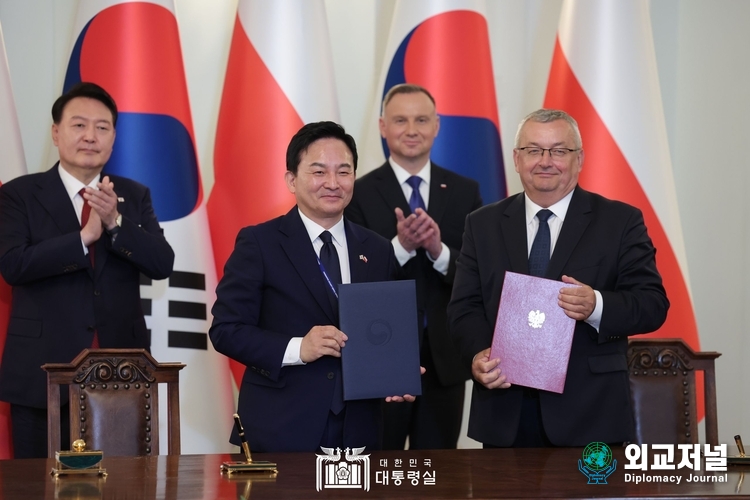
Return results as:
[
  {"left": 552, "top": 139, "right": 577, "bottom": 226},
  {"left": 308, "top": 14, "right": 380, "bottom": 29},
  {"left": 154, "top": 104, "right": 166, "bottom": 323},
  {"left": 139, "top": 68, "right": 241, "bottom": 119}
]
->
[
  {"left": 0, "top": 83, "right": 174, "bottom": 458},
  {"left": 346, "top": 84, "right": 482, "bottom": 450}
]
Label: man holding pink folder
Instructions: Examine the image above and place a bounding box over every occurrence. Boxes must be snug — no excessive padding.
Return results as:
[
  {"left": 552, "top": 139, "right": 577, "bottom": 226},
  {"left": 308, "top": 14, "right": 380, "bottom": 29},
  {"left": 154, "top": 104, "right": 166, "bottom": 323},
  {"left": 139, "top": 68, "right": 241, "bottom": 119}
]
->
[{"left": 448, "top": 109, "right": 668, "bottom": 448}]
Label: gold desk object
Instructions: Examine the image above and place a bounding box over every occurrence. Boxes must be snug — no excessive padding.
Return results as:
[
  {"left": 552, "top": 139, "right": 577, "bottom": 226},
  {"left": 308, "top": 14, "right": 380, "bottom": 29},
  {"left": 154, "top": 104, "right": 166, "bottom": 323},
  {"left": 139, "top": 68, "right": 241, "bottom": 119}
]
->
[
  {"left": 220, "top": 414, "right": 278, "bottom": 475},
  {"left": 51, "top": 439, "right": 107, "bottom": 477},
  {"left": 729, "top": 435, "right": 750, "bottom": 465},
  {"left": 220, "top": 460, "right": 278, "bottom": 475}
]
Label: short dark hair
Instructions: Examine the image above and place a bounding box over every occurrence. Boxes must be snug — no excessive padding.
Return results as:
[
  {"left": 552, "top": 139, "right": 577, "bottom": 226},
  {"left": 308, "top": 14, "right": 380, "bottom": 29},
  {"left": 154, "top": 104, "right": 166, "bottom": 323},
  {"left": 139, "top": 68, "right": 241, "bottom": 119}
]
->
[
  {"left": 286, "top": 121, "right": 358, "bottom": 174},
  {"left": 382, "top": 83, "right": 436, "bottom": 114},
  {"left": 52, "top": 82, "right": 118, "bottom": 127}
]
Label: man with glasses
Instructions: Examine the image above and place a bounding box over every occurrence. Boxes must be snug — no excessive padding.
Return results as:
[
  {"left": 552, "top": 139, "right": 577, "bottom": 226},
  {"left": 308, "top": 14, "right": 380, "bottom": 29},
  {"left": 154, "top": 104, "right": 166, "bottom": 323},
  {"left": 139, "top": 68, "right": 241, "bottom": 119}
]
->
[{"left": 447, "top": 109, "right": 669, "bottom": 447}]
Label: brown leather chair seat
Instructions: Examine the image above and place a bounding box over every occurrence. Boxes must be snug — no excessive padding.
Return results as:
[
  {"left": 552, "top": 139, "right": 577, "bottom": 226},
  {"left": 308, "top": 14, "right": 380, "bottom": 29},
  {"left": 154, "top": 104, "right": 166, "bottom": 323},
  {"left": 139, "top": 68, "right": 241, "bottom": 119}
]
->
[{"left": 43, "top": 348, "right": 184, "bottom": 457}]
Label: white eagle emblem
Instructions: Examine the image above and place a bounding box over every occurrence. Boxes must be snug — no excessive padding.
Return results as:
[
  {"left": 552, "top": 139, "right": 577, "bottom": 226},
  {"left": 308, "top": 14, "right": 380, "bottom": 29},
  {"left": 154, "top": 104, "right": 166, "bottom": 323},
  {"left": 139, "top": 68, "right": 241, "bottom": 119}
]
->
[{"left": 528, "top": 310, "right": 546, "bottom": 329}]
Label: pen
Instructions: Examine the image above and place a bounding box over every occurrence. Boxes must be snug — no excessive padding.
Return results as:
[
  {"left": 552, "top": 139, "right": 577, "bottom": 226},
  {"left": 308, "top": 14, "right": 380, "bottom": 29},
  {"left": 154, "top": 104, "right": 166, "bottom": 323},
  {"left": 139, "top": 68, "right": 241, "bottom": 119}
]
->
[
  {"left": 735, "top": 435, "right": 746, "bottom": 457},
  {"left": 234, "top": 413, "right": 253, "bottom": 463}
]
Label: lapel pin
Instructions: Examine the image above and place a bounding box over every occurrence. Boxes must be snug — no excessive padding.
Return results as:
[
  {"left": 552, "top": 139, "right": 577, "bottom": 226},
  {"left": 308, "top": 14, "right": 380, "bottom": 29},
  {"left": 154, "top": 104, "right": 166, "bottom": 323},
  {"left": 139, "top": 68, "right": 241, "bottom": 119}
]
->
[
  {"left": 440, "top": 184, "right": 447, "bottom": 189},
  {"left": 117, "top": 197, "right": 125, "bottom": 202},
  {"left": 359, "top": 255, "right": 368, "bottom": 263}
]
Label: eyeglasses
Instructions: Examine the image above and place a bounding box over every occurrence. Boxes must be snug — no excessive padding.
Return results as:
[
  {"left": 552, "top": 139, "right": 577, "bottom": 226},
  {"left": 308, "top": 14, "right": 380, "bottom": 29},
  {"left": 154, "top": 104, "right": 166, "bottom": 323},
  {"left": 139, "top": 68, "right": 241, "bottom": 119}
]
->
[{"left": 516, "top": 147, "right": 580, "bottom": 158}]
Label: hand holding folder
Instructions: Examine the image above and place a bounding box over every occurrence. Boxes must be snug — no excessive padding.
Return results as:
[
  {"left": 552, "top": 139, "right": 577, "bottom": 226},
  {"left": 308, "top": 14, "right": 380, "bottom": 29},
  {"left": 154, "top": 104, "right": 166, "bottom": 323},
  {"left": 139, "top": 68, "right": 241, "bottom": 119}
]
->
[
  {"left": 300, "top": 325, "right": 348, "bottom": 362},
  {"left": 471, "top": 347, "right": 512, "bottom": 390},
  {"left": 384, "top": 366, "right": 426, "bottom": 403}
]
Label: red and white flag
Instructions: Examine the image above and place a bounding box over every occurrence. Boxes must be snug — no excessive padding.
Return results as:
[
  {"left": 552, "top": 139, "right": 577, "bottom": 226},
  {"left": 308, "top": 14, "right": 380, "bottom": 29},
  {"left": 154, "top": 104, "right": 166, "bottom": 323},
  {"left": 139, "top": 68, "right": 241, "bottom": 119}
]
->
[
  {"left": 0, "top": 20, "right": 28, "bottom": 459},
  {"left": 208, "top": 0, "right": 339, "bottom": 387},
  {"left": 545, "top": 2, "right": 699, "bottom": 349}
]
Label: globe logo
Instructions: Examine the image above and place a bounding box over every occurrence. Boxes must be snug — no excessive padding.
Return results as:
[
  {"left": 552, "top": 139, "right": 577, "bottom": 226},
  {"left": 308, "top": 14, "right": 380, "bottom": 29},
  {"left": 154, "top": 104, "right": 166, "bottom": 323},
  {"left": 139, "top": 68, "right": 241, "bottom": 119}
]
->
[
  {"left": 583, "top": 442, "right": 612, "bottom": 471},
  {"left": 579, "top": 442, "right": 617, "bottom": 484},
  {"left": 367, "top": 320, "right": 392, "bottom": 346}
]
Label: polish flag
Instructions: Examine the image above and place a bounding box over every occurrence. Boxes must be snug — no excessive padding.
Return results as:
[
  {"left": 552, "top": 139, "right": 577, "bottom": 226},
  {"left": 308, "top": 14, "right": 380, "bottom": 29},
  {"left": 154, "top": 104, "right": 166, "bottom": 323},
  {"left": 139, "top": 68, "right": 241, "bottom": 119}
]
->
[
  {"left": 360, "top": 0, "right": 506, "bottom": 202},
  {"left": 208, "top": 0, "right": 340, "bottom": 386},
  {"left": 544, "top": 0, "right": 700, "bottom": 404},
  {"left": 63, "top": 0, "right": 234, "bottom": 453},
  {"left": 0, "top": 20, "right": 27, "bottom": 460}
]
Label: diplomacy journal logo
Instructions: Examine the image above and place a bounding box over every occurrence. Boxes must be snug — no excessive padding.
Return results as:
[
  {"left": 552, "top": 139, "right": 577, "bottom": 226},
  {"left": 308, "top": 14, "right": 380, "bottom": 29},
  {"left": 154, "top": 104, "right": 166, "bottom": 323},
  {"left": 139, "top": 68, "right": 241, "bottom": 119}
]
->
[
  {"left": 578, "top": 442, "right": 617, "bottom": 484},
  {"left": 577, "top": 442, "right": 729, "bottom": 486}
]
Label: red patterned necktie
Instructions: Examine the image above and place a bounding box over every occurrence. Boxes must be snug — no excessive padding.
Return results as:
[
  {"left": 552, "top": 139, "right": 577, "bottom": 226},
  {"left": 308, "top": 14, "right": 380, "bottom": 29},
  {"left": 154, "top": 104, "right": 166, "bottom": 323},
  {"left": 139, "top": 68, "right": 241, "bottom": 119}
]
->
[
  {"left": 79, "top": 188, "right": 95, "bottom": 267},
  {"left": 79, "top": 188, "right": 99, "bottom": 348}
]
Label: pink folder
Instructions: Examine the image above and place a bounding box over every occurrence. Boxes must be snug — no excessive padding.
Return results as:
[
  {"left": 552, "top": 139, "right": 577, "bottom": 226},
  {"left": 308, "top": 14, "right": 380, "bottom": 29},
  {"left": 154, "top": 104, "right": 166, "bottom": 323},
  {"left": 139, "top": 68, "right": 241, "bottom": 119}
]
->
[{"left": 489, "top": 271, "right": 576, "bottom": 393}]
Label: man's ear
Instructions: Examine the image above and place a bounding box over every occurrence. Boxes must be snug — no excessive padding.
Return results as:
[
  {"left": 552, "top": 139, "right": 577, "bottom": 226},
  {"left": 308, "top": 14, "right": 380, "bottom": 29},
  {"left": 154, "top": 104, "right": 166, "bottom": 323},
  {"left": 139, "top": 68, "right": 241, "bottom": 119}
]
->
[{"left": 284, "top": 170, "right": 296, "bottom": 194}]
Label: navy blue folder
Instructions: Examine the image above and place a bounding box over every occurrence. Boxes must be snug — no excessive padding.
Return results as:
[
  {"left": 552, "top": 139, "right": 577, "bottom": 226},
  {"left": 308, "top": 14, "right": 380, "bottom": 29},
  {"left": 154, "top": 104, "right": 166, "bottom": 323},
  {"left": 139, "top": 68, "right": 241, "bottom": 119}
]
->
[{"left": 338, "top": 280, "right": 422, "bottom": 400}]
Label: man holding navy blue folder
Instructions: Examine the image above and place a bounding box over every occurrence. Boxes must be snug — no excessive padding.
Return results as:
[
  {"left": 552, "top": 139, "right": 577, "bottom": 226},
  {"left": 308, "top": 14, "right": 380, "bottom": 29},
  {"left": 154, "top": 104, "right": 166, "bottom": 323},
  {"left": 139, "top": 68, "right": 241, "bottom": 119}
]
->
[{"left": 210, "top": 121, "right": 417, "bottom": 453}]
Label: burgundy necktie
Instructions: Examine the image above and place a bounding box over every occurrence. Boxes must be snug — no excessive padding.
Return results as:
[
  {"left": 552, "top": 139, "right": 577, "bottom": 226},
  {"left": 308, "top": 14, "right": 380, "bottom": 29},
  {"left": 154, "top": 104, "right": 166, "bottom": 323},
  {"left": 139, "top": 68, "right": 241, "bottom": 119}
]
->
[
  {"left": 79, "top": 188, "right": 99, "bottom": 348},
  {"left": 79, "top": 188, "right": 95, "bottom": 267}
]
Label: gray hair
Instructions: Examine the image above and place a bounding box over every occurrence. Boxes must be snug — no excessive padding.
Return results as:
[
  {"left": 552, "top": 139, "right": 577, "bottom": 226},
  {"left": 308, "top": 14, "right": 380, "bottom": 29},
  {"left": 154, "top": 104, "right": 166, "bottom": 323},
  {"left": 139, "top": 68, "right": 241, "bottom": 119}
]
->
[{"left": 514, "top": 109, "right": 582, "bottom": 149}]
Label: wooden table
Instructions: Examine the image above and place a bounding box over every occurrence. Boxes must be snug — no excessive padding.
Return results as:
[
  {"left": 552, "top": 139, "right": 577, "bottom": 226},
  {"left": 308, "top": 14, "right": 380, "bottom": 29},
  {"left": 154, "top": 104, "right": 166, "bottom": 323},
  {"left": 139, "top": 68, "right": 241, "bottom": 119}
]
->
[{"left": 1, "top": 448, "right": 748, "bottom": 498}]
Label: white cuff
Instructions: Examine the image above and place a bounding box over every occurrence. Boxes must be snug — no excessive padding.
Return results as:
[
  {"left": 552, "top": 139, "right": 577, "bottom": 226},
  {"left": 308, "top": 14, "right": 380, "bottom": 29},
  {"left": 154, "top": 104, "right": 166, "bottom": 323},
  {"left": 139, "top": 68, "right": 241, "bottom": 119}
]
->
[
  {"left": 282, "top": 337, "right": 306, "bottom": 366},
  {"left": 427, "top": 242, "right": 450, "bottom": 275},
  {"left": 391, "top": 235, "right": 416, "bottom": 266},
  {"left": 584, "top": 290, "right": 604, "bottom": 332}
]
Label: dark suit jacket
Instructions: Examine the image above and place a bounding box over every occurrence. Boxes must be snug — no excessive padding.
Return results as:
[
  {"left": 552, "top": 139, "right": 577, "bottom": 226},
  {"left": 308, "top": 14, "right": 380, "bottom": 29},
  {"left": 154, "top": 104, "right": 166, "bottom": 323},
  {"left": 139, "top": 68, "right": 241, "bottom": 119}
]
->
[
  {"left": 209, "top": 207, "right": 398, "bottom": 453},
  {"left": 0, "top": 164, "right": 174, "bottom": 409},
  {"left": 447, "top": 186, "right": 669, "bottom": 446},
  {"left": 345, "top": 162, "right": 482, "bottom": 386}
]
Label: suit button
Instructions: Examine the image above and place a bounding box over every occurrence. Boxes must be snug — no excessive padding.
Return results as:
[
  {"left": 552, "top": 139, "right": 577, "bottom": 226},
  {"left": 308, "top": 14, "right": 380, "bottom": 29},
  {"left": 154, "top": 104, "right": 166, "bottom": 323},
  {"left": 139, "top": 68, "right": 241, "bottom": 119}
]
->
[
  {"left": 94, "top": 290, "right": 101, "bottom": 296},
  {"left": 327, "top": 372, "right": 334, "bottom": 380}
]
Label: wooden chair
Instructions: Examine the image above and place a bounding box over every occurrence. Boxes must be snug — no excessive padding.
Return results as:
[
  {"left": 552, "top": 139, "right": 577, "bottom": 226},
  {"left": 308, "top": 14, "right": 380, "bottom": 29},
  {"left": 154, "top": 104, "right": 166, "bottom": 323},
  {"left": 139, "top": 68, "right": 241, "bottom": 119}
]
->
[
  {"left": 627, "top": 338, "right": 720, "bottom": 445},
  {"left": 43, "top": 348, "right": 185, "bottom": 458}
]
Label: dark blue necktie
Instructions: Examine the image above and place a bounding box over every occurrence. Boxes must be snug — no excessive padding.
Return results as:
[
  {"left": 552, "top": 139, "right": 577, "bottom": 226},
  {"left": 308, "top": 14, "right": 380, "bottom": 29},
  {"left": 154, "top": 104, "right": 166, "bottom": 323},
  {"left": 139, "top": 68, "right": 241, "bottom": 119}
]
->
[
  {"left": 319, "top": 231, "right": 341, "bottom": 311},
  {"left": 528, "top": 209, "right": 553, "bottom": 277},
  {"left": 406, "top": 176, "right": 426, "bottom": 213},
  {"left": 319, "top": 231, "right": 342, "bottom": 285},
  {"left": 319, "top": 231, "right": 345, "bottom": 415}
]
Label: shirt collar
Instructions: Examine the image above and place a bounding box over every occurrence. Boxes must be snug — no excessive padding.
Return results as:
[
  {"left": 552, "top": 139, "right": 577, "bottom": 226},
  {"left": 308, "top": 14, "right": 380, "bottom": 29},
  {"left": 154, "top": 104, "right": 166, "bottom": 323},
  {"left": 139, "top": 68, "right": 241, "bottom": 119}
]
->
[
  {"left": 524, "top": 189, "right": 575, "bottom": 225},
  {"left": 389, "top": 158, "right": 432, "bottom": 187},
  {"left": 58, "top": 164, "right": 99, "bottom": 201},
  {"left": 297, "top": 208, "right": 346, "bottom": 246}
]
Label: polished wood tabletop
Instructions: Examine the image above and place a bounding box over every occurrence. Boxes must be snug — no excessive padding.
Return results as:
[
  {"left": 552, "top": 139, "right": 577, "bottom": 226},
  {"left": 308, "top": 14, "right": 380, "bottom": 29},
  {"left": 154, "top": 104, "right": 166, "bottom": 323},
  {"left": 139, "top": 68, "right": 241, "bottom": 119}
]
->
[{"left": 1, "top": 447, "right": 748, "bottom": 499}]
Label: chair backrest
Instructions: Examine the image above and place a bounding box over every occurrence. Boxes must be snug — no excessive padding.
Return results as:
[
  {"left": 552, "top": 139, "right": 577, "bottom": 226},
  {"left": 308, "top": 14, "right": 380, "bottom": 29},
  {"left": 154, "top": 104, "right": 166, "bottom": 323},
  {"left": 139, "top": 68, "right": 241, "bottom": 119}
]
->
[
  {"left": 43, "top": 348, "right": 185, "bottom": 458},
  {"left": 627, "top": 338, "right": 720, "bottom": 446}
]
